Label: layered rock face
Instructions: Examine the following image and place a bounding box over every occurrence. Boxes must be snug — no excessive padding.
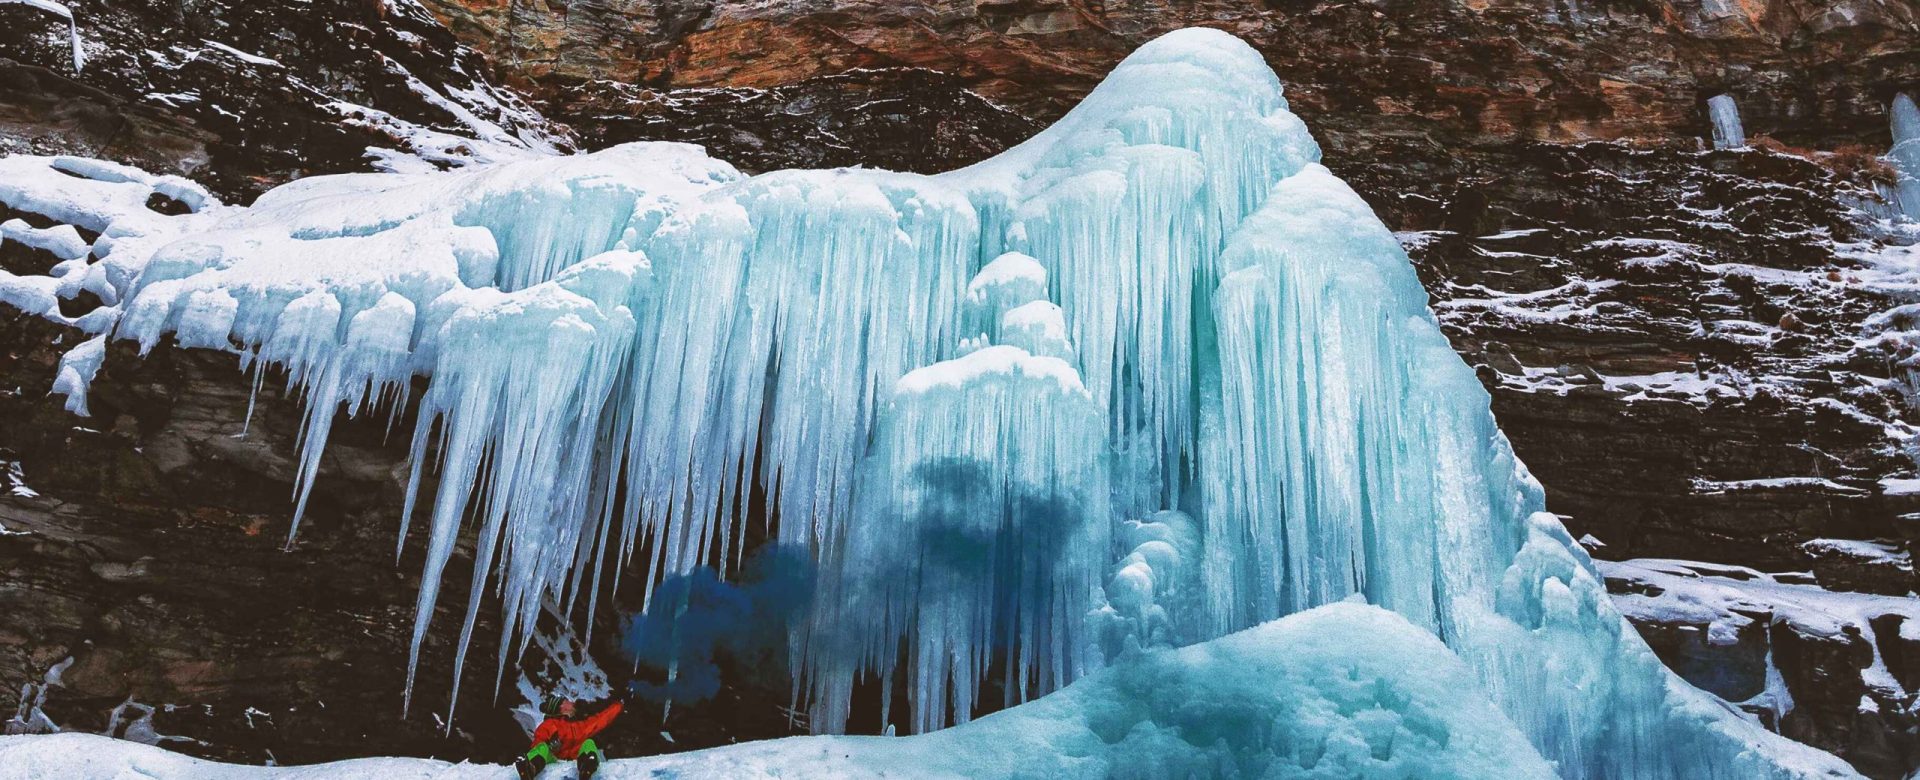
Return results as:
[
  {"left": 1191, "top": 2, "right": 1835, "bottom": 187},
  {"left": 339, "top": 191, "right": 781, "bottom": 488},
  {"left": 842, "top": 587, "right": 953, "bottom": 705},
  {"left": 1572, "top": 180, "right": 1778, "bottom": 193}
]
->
[
  {"left": 417, "top": 0, "right": 1918, "bottom": 146},
  {"left": 549, "top": 67, "right": 1041, "bottom": 173},
  {"left": 1390, "top": 149, "right": 1920, "bottom": 774},
  {"left": 1374, "top": 140, "right": 1914, "bottom": 570},
  {"left": 0, "top": 312, "right": 524, "bottom": 764}
]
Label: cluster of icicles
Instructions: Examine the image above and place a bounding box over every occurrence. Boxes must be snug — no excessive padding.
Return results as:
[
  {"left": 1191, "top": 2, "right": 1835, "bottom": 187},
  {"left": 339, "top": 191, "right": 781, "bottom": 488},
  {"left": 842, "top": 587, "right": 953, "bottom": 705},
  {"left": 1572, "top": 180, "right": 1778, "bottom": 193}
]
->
[{"left": 12, "top": 28, "right": 1859, "bottom": 780}]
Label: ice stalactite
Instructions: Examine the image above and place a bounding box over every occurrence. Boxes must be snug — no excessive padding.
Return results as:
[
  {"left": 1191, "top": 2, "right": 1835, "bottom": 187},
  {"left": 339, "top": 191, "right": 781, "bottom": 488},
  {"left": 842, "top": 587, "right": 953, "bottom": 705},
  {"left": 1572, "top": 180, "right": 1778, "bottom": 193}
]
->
[
  {"left": 1708, "top": 94, "right": 1747, "bottom": 150},
  {"left": 398, "top": 253, "right": 651, "bottom": 712},
  {"left": 1889, "top": 93, "right": 1920, "bottom": 221},
  {"left": 0, "top": 28, "right": 1862, "bottom": 779},
  {"left": 622, "top": 170, "right": 979, "bottom": 583}
]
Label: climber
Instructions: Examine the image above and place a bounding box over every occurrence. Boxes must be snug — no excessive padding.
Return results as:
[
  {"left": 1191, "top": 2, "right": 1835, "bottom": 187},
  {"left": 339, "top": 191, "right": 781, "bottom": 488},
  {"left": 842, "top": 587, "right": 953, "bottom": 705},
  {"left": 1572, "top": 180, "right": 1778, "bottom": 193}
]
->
[{"left": 515, "top": 686, "right": 633, "bottom": 780}]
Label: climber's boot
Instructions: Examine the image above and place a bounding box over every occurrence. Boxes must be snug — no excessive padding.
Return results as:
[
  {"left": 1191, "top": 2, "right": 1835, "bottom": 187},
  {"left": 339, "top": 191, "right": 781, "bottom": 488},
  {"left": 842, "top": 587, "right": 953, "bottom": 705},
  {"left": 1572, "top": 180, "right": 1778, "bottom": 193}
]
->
[
  {"left": 576, "top": 738, "right": 603, "bottom": 780},
  {"left": 516, "top": 741, "right": 554, "bottom": 779}
]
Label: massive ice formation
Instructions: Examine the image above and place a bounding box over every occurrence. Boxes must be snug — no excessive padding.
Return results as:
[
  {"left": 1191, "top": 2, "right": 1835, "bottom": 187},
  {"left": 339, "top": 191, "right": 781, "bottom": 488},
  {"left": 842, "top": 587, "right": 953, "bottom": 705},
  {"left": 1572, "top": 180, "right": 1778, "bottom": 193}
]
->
[{"left": 0, "top": 28, "right": 1859, "bottom": 778}]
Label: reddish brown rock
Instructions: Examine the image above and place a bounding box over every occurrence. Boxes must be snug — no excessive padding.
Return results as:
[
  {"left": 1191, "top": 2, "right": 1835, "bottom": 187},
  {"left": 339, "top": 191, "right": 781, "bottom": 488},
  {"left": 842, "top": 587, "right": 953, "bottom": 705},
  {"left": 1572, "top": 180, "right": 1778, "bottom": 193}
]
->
[{"left": 417, "top": 0, "right": 1918, "bottom": 149}]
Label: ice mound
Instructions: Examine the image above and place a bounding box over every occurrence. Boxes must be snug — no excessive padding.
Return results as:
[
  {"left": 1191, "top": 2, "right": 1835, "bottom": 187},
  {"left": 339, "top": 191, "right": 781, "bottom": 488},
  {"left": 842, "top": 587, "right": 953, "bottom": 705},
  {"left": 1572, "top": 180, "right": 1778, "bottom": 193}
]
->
[{"left": 0, "top": 27, "right": 1859, "bottom": 778}]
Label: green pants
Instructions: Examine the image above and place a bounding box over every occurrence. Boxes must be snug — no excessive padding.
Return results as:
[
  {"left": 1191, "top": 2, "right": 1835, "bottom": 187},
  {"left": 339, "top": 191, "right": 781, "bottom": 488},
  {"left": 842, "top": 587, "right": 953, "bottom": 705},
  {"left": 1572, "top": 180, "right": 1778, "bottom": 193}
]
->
[{"left": 525, "top": 738, "right": 600, "bottom": 762}]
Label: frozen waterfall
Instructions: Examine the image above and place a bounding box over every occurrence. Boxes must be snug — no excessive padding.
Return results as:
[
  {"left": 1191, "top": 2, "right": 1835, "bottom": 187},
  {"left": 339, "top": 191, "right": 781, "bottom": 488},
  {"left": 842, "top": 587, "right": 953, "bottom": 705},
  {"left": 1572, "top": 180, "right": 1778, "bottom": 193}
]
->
[{"left": 0, "top": 28, "right": 1859, "bottom": 780}]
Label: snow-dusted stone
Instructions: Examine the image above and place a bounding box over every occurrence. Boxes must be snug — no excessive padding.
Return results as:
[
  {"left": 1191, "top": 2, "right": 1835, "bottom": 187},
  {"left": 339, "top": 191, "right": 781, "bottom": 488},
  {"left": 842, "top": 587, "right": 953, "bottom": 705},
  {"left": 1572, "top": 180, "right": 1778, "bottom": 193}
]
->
[{"left": 1, "top": 0, "right": 83, "bottom": 72}]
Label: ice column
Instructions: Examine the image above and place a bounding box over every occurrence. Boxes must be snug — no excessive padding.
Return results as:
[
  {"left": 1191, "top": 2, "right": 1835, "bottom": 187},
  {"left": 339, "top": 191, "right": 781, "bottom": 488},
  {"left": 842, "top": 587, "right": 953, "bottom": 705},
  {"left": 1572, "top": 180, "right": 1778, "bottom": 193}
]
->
[
  {"left": 1096, "top": 510, "right": 1203, "bottom": 656},
  {"left": 620, "top": 171, "right": 979, "bottom": 584},
  {"left": 1708, "top": 94, "right": 1746, "bottom": 150},
  {"left": 1889, "top": 93, "right": 1920, "bottom": 221},
  {"left": 800, "top": 258, "right": 1110, "bottom": 735},
  {"left": 400, "top": 252, "right": 649, "bottom": 710}
]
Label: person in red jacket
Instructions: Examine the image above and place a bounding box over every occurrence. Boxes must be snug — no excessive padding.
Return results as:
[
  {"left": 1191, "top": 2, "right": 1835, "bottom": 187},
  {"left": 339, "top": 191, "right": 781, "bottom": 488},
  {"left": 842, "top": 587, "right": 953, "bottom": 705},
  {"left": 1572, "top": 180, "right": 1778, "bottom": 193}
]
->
[{"left": 515, "top": 690, "right": 628, "bottom": 780}]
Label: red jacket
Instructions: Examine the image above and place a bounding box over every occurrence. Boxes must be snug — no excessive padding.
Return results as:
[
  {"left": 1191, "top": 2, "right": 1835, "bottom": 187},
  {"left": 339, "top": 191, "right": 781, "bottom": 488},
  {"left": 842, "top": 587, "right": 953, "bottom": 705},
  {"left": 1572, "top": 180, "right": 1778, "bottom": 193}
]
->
[{"left": 532, "top": 702, "right": 623, "bottom": 759}]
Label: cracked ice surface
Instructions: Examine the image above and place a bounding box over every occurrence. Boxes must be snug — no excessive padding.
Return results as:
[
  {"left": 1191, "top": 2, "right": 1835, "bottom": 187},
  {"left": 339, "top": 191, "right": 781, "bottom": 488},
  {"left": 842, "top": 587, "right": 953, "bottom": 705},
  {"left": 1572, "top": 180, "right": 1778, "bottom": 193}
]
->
[{"left": 0, "top": 28, "right": 1859, "bottom": 778}]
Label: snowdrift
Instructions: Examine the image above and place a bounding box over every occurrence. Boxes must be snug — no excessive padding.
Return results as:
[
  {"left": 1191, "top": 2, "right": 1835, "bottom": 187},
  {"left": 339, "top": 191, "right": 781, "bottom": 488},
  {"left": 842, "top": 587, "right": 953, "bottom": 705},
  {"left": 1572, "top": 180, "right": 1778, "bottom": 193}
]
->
[{"left": 0, "top": 27, "right": 1858, "bottom": 778}]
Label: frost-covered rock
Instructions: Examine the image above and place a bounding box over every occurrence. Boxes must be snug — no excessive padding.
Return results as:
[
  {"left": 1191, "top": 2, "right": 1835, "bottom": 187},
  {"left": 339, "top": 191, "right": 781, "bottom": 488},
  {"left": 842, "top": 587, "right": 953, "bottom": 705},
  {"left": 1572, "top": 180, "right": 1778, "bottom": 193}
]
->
[
  {"left": 0, "top": 0, "right": 81, "bottom": 72},
  {"left": 1604, "top": 558, "right": 1920, "bottom": 777},
  {"left": 0, "top": 0, "right": 568, "bottom": 200}
]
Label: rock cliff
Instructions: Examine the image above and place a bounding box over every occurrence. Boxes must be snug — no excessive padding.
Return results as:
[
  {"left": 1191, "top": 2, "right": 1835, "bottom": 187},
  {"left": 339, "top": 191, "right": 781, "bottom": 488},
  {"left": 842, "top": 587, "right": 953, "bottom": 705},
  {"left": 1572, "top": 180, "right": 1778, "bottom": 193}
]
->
[{"left": 418, "top": 0, "right": 1917, "bottom": 146}]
